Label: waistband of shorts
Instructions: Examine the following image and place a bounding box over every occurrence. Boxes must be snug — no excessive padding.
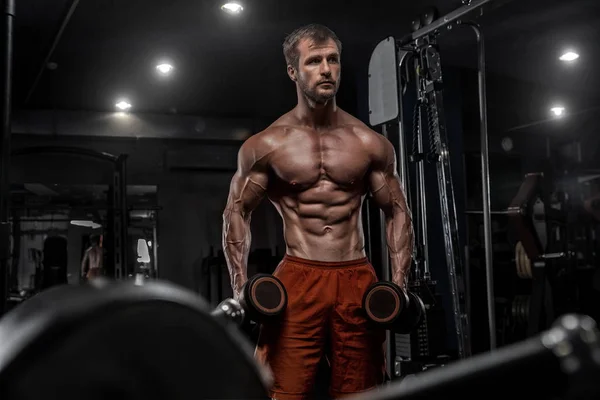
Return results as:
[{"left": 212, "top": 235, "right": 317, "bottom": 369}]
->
[{"left": 282, "top": 254, "right": 370, "bottom": 269}]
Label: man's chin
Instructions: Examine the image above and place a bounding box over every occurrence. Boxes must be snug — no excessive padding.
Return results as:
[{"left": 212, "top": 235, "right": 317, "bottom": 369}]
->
[
  {"left": 304, "top": 89, "right": 336, "bottom": 105},
  {"left": 314, "top": 92, "right": 336, "bottom": 104}
]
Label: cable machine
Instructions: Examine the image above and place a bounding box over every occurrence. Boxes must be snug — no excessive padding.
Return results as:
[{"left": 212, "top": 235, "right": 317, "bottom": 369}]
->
[{"left": 368, "top": 0, "right": 499, "bottom": 375}]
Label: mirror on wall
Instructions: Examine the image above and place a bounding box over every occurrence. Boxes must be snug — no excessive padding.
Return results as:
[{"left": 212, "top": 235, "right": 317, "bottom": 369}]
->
[{"left": 7, "top": 183, "right": 159, "bottom": 309}]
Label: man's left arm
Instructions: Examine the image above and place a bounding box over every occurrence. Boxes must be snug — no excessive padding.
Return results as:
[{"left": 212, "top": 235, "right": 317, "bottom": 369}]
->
[{"left": 368, "top": 135, "right": 414, "bottom": 289}]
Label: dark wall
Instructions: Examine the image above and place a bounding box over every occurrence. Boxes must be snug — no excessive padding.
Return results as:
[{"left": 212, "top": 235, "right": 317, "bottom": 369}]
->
[{"left": 9, "top": 134, "right": 286, "bottom": 293}]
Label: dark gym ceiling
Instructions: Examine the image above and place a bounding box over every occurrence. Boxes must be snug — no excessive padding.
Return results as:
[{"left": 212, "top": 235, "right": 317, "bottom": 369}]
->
[{"left": 13, "top": 0, "right": 600, "bottom": 134}]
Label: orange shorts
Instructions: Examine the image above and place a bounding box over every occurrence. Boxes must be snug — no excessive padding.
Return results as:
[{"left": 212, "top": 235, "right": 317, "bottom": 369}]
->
[{"left": 255, "top": 255, "right": 386, "bottom": 400}]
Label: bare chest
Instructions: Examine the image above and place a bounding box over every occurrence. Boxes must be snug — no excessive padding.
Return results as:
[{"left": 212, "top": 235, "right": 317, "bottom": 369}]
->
[{"left": 269, "top": 130, "right": 371, "bottom": 189}]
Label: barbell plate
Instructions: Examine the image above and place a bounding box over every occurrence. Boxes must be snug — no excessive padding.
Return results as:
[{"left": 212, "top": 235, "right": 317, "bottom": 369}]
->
[
  {"left": 0, "top": 281, "right": 270, "bottom": 400},
  {"left": 524, "top": 249, "right": 533, "bottom": 279}
]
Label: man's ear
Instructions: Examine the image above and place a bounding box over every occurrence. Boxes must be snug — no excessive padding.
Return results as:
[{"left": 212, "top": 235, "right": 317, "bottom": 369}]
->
[{"left": 287, "top": 65, "right": 297, "bottom": 82}]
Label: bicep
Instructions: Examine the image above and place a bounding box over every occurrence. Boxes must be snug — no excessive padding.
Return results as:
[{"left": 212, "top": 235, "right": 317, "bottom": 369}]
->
[
  {"left": 369, "top": 166, "right": 406, "bottom": 213},
  {"left": 225, "top": 135, "right": 272, "bottom": 217},
  {"left": 227, "top": 170, "right": 268, "bottom": 214},
  {"left": 368, "top": 138, "right": 408, "bottom": 213},
  {"left": 226, "top": 142, "right": 269, "bottom": 217}
]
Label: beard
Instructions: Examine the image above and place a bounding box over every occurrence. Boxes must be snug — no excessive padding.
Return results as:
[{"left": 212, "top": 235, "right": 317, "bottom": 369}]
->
[{"left": 298, "top": 76, "right": 338, "bottom": 105}]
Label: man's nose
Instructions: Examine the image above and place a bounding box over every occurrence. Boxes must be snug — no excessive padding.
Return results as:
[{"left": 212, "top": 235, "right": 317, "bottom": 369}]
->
[{"left": 320, "top": 60, "right": 332, "bottom": 75}]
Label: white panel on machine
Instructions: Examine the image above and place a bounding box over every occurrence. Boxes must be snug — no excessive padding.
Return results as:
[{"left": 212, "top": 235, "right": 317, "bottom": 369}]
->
[{"left": 368, "top": 36, "right": 399, "bottom": 126}]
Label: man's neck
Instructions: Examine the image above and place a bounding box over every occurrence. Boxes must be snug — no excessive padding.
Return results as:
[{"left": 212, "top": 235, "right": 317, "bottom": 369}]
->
[{"left": 295, "top": 93, "right": 338, "bottom": 129}]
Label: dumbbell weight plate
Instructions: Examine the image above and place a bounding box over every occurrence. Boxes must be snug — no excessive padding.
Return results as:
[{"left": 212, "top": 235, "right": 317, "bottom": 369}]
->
[
  {"left": 239, "top": 274, "right": 287, "bottom": 321},
  {"left": 362, "top": 282, "right": 409, "bottom": 325}
]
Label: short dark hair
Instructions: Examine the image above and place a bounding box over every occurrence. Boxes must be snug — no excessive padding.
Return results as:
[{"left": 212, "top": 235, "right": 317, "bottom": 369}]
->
[
  {"left": 283, "top": 24, "right": 342, "bottom": 69},
  {"left": 89, "top": 234, "right": 100, "bottom": 245}
]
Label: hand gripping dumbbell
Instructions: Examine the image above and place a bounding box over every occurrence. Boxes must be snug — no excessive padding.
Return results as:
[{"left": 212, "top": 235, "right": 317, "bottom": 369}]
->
[
  {"left": 212, "top": 273, "right": 288, "bottom": 326},
  {"left": 362, "top": 281, "right": 425, "bottom": 334}
]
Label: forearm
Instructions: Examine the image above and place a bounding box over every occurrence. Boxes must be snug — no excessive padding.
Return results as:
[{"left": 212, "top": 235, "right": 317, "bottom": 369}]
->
[
  {"left": 222, "top": 209, "right": 252, "bottom": 295},
  {"left": 385, "top": 209, "right": 413, "bottom": 288}
]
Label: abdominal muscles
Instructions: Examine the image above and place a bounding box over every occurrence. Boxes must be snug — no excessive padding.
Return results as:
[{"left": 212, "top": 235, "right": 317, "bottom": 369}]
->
[{"left": 272, "top": 180, "right": 367, "bottom": 261}]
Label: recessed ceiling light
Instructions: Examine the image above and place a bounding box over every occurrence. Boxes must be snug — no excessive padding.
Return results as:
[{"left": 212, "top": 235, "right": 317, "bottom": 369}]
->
[
  {"left": 550, "top": 106, "right": 565, "bottom": 117},
  {"left": 559, "top": 51, "right": 579, "bottom": 62},
  {"left": 221, "top": 2, "right": 243, "bottom": 14},
  {"left": 156, "top": 63, "right": 174, "bottom": 75},
  {"left": 115, "top": 100, "right": 132, "bottom": 111}
]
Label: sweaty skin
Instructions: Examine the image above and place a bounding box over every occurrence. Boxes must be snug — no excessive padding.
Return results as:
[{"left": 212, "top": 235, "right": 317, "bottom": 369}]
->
[{"left": 222, "top": 37, "right": 413, "bottom": 298}]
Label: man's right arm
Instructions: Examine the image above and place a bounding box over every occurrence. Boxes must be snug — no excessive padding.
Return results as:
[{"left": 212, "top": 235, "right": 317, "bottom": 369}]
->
[{"left": 222, "top": 139, "right": 269, "bottom": 299}]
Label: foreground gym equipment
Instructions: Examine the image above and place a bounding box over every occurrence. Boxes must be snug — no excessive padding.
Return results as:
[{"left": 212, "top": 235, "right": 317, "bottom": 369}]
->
[
  {"left": 0, "top": 280, "right": 598, "bottom": 399},
  {"left": 349, "top": 312, "right": 600, "bottom": 400},
  {"left": 0, "top": 280, "right": 272, "bottom": 399}
]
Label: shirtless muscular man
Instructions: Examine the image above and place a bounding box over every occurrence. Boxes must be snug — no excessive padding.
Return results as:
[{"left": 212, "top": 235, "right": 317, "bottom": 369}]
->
[
  {"left": 81, "top": 234, "right": 104, "bottom": 280},
  {"left": 222, "top": 24, "right": 414, "bottom": 399}
]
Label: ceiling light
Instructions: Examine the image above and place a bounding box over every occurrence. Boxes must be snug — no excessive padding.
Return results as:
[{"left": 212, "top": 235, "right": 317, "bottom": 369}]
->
[
  {"left": 115, "top": 100, "right": 132, "bottom": 111},
  {"left": 550, "top": 106, "right": 565, "bottom": 117},
  {"left": 221, "top": 2, "right": 243, "bottom": 14},
  {"left": 559, "top": 51, "right": 579, "bottom": 62},
  {"left": 70, "top": 220, "right": 102, "bottom": 229},
  {"left": 156, "top": 63, "right": 174, "bottom": 75}
]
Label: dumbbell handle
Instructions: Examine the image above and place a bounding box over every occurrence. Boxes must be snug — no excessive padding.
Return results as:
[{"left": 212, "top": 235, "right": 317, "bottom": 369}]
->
[{"left": 211, "top": 298, "right": 245, "bottom": 325}]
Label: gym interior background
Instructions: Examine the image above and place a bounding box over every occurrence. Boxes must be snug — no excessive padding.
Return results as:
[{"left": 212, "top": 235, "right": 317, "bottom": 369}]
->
[{"left": 1, "top": 0, "right": 600, "bottom": 387}]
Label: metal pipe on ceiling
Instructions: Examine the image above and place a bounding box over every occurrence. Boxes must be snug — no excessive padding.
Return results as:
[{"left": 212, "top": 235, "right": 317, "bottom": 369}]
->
[{"left": 24, "top": 0, "right": 80, "bottom": 105}]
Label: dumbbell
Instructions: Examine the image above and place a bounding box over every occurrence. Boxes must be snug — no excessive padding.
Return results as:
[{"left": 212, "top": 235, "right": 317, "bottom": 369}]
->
[
  {"left": 212, "top": 273, "right": 288, "bottom": 326},
  {"left": 362, "top": 281, "right": 425, "bottom": 334}
]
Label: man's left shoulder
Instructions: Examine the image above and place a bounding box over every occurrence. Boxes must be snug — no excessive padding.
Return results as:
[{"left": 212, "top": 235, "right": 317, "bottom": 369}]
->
[
  {"left": 347, "top": 123, "right": 392, "bottom": 159},
  {"left": 340, "top": 112, "right": 388, "bottom": 144}
]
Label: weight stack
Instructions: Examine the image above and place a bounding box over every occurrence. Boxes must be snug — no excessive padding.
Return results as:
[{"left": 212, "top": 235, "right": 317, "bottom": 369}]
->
[{"left": 394, "top": 283, "right": 447, "bottom": 378}]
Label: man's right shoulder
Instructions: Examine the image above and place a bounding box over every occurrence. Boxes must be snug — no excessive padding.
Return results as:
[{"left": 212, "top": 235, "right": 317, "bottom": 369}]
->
[
  {"left": 237, "top": 125, "right": 288, "bottom": 170},
  {"left": 240, "top": 113, "right": 297, "bottom": 154},
  {"left": 238, "top": 111, "right": 298, "bottom": 165},
  {"left": 241, "top": 126, "right": 284, "bottom": 153}
]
